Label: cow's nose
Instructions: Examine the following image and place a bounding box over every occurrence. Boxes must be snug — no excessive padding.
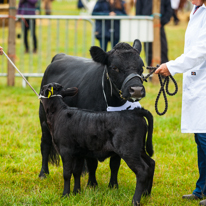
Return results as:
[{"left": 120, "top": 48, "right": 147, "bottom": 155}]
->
[{"left": 129, "top": 86, "right": 145, "bottom": 98}]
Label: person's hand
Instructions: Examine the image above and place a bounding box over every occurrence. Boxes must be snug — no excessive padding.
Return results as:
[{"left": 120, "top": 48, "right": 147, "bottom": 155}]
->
[
  {"left": 155, "top": 63, "right": 171, "bottom": 76},
  {"left": 0, "top": 46, "right": 3, "bottom": 55},
  {"left": 109, "top": 11, "right": 116, "bottom": 16}
]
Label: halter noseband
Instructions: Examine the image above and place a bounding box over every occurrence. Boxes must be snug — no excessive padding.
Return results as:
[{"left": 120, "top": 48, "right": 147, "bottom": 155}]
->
[
  {"left": 121, "top": 73, "right": 144, "bottom": 91},
  {"left": 102, "top": 66, "right": 145, "bottom": 105}
]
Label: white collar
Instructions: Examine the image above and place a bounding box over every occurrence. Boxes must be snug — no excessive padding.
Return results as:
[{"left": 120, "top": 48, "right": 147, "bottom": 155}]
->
[{"left": 107, "top": 101, "right": 141, "bottom": 112}]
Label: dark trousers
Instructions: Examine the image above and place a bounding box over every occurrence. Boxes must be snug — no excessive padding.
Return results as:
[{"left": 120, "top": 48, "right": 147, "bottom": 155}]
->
[
  {"left": 172, "top": 9, "right": 179, "bottom": 21},
  {"left": 193, "top": 133, "right": 206, "bottom": 198},
  {"left": 172, "top": 9, "right": 179, "bottom": 24},
  {"left": 22, "top": 19, "right": 37, "bottom": 51},
  {"left": 99, "top": 37, "right": 119, "bottom": 52},
  {"left": 144, "top": 26, "right": 168, "bottom": 66}
]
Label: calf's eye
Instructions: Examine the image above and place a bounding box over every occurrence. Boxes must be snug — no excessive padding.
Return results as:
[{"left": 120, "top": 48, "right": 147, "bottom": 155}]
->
[{"left": 112, "top": 67, "right": 119, "bottom": 73}]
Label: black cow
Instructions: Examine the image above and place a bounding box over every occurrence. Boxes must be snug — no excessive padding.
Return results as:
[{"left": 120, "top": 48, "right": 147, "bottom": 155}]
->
[
  {"left": 39, "top": 82, "right": 155, "bottom": 206},
  {"left": 39, "top": 39, "right": 146, "bottom": 188}
]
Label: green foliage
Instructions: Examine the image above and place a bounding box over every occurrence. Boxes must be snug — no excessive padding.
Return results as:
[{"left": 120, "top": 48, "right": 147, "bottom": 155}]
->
[{"left": 0, "top": 15, "right": 201, "bottom": 206}]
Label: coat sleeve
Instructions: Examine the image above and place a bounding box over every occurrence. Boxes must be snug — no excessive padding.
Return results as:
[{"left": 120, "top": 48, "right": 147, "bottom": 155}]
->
[
  {"left": 161, "top": 0, "right": 172, "bottom": 26},
  {"left": 115, "top": 2, "right": 127, "bottom": 15},
  {"left": 167, "top": 18, "right": 206, "bottom": 76},
  {"left": 92, "top": 2, "right": 110, "bottom": 15}
]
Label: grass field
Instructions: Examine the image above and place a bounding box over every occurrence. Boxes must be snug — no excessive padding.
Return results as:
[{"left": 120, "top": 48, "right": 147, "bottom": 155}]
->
[{"left": 0, "top": 7, "right": 201, "bottom": 206}]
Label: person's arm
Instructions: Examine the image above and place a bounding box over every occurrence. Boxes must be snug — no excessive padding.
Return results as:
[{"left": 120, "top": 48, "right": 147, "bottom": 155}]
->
[
  {"left": 92, "top": 2, "right": 110, "bottom": 16},
  {"left": 119, "top": 1, "right": 127, "bottom": 15},
  {"left": 115, "top": 2, "right": 127, "bottom": 16},
  {"left": 156, "top": 17, "right": 206, "bottom": 76},
  {"left": 0, "top": 46, "right": 3, "bottom": 55}
]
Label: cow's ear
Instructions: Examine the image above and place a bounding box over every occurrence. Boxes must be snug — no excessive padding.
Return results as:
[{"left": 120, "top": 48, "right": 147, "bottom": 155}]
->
[
  {"left": 133, "top": 39, "right": 142, "bottom": 54},
  {"left": 61, "top": 87, "right": 78, "bottom": 98},
  {"left": 90, "top": 46, "right": 108, "bottom": 65}
]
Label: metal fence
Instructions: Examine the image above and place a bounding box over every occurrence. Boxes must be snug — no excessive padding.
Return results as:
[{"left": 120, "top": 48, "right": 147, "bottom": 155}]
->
[{"left": 0, "top": 14, "right": 153, "bottom": 85}]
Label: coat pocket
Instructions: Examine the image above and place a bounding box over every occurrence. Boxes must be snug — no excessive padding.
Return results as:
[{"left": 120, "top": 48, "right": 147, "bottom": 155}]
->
[{"left": 183, "top": 69, "right": 206, "bottom": 97}]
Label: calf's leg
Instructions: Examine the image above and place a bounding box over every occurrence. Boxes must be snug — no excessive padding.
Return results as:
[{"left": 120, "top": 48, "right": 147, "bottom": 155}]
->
[
  {"left": 109, "top": 155, "right": 121, "bottom": 188},
  {"left": 61, "top": 154, "right": 73, "bottom": 196},
  {"left": 123, "top": 157, "right": 150, "bottom": 206},
  {"left": 141, "top": 152, "right": 155, "bottom": 196},
  {"left": 73, "top": 157, "right": 84, "bottom": 194},
  {"left": 86, "top": 157, "right": 98, "bottom": 187},
  {"left": 39, "top": 122, "right": 52, "bottom": 178}
]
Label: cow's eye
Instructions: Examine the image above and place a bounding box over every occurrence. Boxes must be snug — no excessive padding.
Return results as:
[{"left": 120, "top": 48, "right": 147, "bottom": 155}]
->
[{"left": 112, "top": 67, "right": 119, "bottom": 73}]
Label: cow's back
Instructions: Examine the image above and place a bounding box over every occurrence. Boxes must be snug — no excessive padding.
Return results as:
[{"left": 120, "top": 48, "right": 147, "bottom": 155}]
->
[{"left": 41, "top": 54, "right": 106, "bottom": 110}]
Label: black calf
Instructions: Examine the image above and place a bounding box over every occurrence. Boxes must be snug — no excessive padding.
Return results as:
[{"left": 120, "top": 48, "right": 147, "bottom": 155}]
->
[{"left": 40, "top": 82, "right": 155, "bottom": 206}]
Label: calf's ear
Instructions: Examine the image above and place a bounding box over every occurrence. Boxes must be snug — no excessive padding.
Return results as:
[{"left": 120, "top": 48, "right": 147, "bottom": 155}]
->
[
  {"left": 90, "top": 46, "right": 108, "bottom": 65},
  {"left": 44, "top": 88, "right": 50, "bottom": 98},
  {"left": 61, "top": 87, "right": 78, "bottom": 98},
  {"left": 133, "top": 39, "right": 142, "bottom": 54}
]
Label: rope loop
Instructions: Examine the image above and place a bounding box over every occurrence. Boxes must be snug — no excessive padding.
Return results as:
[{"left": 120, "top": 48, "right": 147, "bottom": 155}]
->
[
  {"left": 165, "top": 75, "right": 178, "bottom": 96},
  {"left": 145, "top": 65, "right": 178, "bottom": 116},
  {"left": 155, "top": 75, "right": 168, "bottom": 115}
]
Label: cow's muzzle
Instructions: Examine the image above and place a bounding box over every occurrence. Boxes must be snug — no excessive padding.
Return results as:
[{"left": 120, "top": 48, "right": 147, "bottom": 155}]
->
[
  {"left": 129, "top": 86, "right": 145, "bottom": 101},
  {"left": 121, "top": 73, "right": 145, "bottom": 101}
]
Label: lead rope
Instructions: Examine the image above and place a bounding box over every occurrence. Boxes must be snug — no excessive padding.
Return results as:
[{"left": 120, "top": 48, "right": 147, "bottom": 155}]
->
[
  {"left": 3, "top": 51, "right": 40, "bottom": 99},
  {"left": 145, "top": 65, "right": 178, "bottom": 116}
]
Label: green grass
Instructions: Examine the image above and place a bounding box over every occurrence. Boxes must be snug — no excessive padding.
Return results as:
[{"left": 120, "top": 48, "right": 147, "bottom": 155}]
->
[{"left": 0, "top": 11, "right": 201, "bottom": 206}]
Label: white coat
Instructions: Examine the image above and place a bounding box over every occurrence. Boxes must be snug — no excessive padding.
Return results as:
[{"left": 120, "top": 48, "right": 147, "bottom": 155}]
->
[{"left": 166, "top": 4, "right": 206, "bottom": 133}]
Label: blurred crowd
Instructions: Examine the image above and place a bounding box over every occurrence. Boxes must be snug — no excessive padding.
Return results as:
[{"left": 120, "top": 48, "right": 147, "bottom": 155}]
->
[
  {"left": 78, "top": 0, "right": 191, "bottom": 55},
  {"left": 1, "top": 0, "right": 192, "bottom": 56}
]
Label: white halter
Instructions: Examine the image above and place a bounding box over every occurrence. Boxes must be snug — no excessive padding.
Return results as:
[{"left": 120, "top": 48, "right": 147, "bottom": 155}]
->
[{"left": 38, "top": 94, "right": 63, "bottom": 99}]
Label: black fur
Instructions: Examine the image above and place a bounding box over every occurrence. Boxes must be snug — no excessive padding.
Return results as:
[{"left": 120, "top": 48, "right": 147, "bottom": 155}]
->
[
  {"left": 39, "top": 40, "right": 146, "bottom": 189},
  {"left": 40, "top": 83, "right": 155, "bottom": 206}
]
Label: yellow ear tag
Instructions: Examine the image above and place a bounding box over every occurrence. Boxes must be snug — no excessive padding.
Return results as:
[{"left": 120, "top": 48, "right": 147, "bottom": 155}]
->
[{"left": 48, "top": 87, "right": 53, "bottom": 98}]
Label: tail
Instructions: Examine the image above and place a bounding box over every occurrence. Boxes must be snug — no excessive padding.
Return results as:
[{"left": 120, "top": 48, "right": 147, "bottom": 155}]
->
[
  {"left": 135, "top": 108, "right": 154, "bottom": 157},
  {"left": 49, "top": 143, "right": 60, "bottom": 166}
]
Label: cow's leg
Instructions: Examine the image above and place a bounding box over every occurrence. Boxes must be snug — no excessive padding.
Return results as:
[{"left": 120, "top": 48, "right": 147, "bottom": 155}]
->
[
  {"left": 123, "top": 157, "right": 150, "bottom": 206},
  {"left": 39, "top": 122, "right": 52, "bottom": 178},
  {"left": 73, "top": 157, "right": 84, "bottom": 194},
  {"left": 141, "top": 152, "right": 155, "bottom": 196},
  {"left": 86, "top": 157, "right": 98, "bottom": 187},
  {"left": 109, "top": 155, "right": 121, "bottom": 188},
  {"left": 61, "top": 152, "right": 73, "bottom": 196}
]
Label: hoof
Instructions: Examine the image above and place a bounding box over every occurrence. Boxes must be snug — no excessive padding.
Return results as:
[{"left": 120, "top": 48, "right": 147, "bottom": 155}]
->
[
  {"left": 39, "top": 171, "right": 49, "bottom": 179},
  {"left": 108, "top": 183, "right": 118, "bottom": 189},
  {"left": 87, "top": 181, "right": 98, "bottom": 188},
  {"left": 39, "top": 175, "right": 46, "bottom": 180},
  {"left": 73, "top": 189, "right": 81, "bottom": 195},
  {"left": 61, "top": 193, "right": 69, "bottom": 199},
  {"left": 132, "top": 200, "right": 140, "bottom": 206},
  {"left": 142, "top": 190, "right": 151, "bottom": 197}
]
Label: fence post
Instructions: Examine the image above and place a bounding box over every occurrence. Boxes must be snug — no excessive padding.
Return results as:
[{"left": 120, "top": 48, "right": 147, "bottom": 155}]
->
[
  {"left": 7, "top": 0, "right": 16, "bottom": 86},
  {"left": 152, "top": 0, "right": 161, "bottom": 83}
]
